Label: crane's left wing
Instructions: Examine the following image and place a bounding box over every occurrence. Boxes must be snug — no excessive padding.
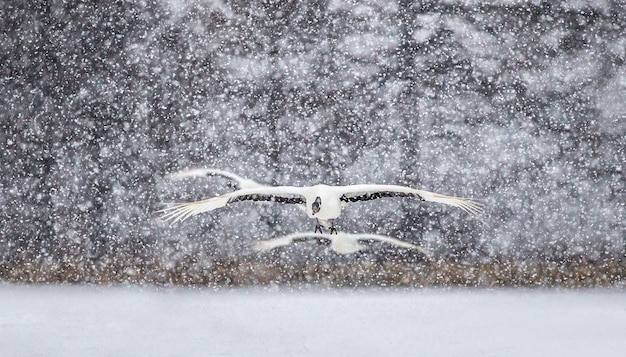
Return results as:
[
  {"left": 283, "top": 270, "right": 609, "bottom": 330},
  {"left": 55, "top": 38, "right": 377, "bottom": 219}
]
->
[{"left": 338, "top": 184, "right": 484, "bottom": 216}]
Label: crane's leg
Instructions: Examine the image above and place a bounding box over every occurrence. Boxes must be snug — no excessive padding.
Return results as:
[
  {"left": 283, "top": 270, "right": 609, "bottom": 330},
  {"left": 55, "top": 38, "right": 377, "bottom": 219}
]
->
[
  {"left": 315, "top": 219, "right": 324, "bottom": 234},
  {"left": 330, "top": 220, "right": 338, "bottom": 235}
]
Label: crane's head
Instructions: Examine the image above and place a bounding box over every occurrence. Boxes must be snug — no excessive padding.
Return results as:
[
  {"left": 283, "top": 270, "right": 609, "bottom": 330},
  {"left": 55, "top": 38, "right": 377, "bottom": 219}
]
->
[{"left": 312, "top": 196, "right": 321, "bottom": 215}]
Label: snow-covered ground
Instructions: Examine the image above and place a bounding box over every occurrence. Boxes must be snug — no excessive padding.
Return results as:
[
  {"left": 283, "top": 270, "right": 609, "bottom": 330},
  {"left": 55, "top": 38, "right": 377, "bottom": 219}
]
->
[{"left": 1, "top": 285, "right": 624, "bottom": 356}]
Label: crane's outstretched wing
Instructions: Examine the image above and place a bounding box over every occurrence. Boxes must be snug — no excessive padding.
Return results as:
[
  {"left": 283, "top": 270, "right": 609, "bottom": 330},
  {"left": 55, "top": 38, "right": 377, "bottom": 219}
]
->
[
  {"left": 166, "top": 168, "right": 265, "bottom": 190},
  {"left": 338, "top": 184, "right": 484, "bottom": 216},
  {"left": 162, "top": 173, "right": 333, "bottom": 229},
  {"left": 159, "top": 186, "right": 306, "bottom": 225}
]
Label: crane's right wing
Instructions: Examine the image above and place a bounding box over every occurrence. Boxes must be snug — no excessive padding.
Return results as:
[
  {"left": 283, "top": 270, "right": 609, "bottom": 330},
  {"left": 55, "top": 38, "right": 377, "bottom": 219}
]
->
[{"left": 159, "top": 186, "right": 307, "bottom": 225}]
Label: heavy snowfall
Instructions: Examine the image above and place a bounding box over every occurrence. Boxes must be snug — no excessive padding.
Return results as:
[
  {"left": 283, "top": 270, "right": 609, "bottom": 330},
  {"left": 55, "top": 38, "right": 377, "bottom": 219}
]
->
[
  {"left": 2, "top": 1, "right": 625, "bottom": 355},
  {"left": 1, "top": 1, "right": 625, "bottom": 287}
]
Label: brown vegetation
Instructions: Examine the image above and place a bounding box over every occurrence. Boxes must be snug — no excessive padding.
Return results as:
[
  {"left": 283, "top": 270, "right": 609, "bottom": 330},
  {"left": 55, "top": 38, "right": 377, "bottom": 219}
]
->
[{"left": 2, "top": 254, "right": 624, "bottom": 288}]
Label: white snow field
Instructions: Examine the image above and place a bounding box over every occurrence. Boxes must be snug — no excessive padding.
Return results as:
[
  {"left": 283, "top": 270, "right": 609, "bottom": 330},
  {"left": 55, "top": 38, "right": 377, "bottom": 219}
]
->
[{"left": 1, "top": 285, "right": 625, "bottom": 356}]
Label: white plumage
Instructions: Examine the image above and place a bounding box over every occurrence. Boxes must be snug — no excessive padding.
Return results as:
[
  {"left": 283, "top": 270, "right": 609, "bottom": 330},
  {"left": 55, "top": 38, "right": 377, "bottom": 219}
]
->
[
  {"left": 254, "top": 232, "right": 430, "bottom": 255},
  {"left": 159, "top": 182, "right": 483, "bottom": 228}
]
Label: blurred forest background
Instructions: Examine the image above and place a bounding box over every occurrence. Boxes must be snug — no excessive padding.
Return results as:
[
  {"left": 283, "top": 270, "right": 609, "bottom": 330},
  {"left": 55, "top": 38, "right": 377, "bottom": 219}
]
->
[{"left": 1, "top": 0, "right": 624, "bottom": 287}]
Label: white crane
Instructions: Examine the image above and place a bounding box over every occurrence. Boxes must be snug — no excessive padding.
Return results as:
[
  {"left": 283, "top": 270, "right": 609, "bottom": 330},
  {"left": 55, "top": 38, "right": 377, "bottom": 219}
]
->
[
  {"left": 160, "top": 182, "right": 483, "bottom": 233},
  {"left": 254, "top": 232, "right": 430, "bottom": 255}
]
